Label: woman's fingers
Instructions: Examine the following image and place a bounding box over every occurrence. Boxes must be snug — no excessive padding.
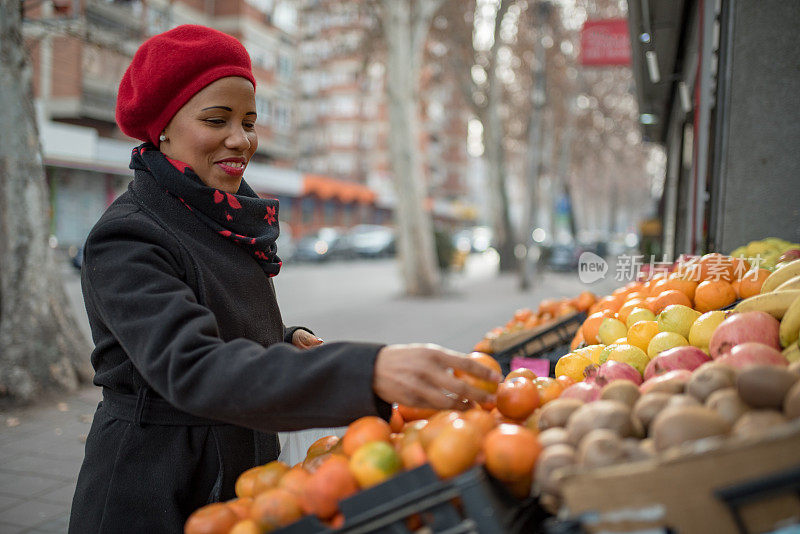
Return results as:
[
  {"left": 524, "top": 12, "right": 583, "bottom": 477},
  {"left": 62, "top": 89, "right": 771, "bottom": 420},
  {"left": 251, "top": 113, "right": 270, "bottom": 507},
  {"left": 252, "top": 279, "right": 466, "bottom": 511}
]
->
[{"left": 373, "top": 345, "right": 501, "bottom": 408}]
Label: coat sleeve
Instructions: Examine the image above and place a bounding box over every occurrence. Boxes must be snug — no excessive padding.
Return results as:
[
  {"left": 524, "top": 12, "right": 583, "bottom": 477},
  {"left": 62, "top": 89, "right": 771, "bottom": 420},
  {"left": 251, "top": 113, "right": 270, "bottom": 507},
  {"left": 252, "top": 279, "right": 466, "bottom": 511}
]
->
[{"left": 82, "top": 210, "right": 391, "bottom": 432}]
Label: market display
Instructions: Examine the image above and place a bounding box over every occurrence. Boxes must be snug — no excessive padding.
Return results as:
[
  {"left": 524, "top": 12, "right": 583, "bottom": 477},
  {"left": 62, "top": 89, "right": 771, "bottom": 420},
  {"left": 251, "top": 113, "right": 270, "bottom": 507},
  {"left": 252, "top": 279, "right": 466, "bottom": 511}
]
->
[{"left": 184, "top": 253, "right": 800, "bottom": 534}]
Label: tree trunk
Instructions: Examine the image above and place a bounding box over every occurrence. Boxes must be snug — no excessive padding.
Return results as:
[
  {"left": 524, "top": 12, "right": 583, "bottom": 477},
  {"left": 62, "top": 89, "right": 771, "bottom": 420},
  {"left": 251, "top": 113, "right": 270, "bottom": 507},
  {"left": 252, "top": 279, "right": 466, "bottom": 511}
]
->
[
  {"left": 483, "top": 0, "right": 516, "bottom": 272},
  {"left": 0, "top": 1, "right": 92, "bottom": 403},
  {"left": 380, "top": 0, "right": 442, "bottom": 296}
]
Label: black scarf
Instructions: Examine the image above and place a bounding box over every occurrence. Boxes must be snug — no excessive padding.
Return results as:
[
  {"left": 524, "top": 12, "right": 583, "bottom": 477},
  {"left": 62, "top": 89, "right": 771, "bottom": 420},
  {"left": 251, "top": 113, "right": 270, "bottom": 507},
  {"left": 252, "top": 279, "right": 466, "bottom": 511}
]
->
[{"left": 130, "top": 143, "right": 282, "bottom": 277}]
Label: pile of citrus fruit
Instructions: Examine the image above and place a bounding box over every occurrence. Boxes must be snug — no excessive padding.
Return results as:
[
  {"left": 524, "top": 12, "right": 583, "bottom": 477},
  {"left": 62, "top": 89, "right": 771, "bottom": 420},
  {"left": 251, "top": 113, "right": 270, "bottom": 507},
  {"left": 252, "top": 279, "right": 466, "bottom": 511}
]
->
[
  {"left": 473, "top": 292, "right": 598, "bottom": 354},
  {"left": 184, "top": 353, "right": 583, "bottom": 534}
]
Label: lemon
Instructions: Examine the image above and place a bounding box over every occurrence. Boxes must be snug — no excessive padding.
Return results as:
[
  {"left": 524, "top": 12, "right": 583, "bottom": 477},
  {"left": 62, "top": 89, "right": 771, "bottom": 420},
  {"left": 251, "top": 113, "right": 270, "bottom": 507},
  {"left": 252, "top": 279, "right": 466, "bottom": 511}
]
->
[
  {"left": 626, "top": 307, "right": 656, "bottom": 329},
  {"left": 555, "top": 353, "right": 593, "bottom": 382},
  {"left": 647, "top": 331, "right": 689, "bottom": 359},
  {"left": 574, "top": 344, "right": 606, "bottom": 366},
  {"left": 606, "top": 344, "right": 649, "bottom": 375},
  {"left": 657, "top": 305, "right": 701, "bottom": 339},
  {"left": 598, "top": 318, "right": 628, "bottom": 345},
  {"left": 688, "top": 310, "right": 727, "bottom": 350}
]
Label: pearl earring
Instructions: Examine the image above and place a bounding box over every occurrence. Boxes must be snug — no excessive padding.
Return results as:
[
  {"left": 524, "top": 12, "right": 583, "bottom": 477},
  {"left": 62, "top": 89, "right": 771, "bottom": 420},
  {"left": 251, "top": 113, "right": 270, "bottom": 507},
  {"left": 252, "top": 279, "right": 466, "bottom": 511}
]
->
[{"left": 159, "top": 134, "right": 167, "bottom": 142}]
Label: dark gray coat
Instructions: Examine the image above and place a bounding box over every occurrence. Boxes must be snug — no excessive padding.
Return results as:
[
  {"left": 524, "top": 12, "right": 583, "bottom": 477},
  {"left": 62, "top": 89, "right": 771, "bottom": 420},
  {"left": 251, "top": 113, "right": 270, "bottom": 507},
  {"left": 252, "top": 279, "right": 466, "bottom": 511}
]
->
[{"left": 69, "top": 170, "right": 388, "bottom": 533}]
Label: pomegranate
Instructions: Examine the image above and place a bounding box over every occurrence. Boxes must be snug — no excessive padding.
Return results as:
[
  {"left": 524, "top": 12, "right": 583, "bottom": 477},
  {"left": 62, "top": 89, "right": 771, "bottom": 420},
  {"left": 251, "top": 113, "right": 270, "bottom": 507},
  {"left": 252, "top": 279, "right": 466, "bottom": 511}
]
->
[
  {"left": 643, "top": 346, "right": 712, "bottom": 381},
  {"left": 559, "top": 382, "right": 601, "bottom": 403},
  {"left": 716, "top": 342, "right": 788, "bottom": 369},
  {"left": 709, "top": 311, "right": 781, "bottom": 359},
  {"left": 595, "top": 361, "right": 643, "bottom": 386},
  {"left": 639, "top": 369, "right": 693, "bottom": 395}
]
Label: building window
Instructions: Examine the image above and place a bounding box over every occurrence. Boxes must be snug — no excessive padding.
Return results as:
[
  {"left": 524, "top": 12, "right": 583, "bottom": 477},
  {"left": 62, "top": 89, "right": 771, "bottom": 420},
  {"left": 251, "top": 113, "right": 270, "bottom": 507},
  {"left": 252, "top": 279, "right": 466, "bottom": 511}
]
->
[{"left": 277, "top": 52, "right": 293, "bottom": 81}]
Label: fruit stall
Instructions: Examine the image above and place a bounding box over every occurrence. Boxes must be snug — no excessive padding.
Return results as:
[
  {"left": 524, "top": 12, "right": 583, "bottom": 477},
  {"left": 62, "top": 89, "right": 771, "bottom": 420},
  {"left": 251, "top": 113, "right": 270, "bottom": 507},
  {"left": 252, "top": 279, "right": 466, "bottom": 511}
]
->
[{"left": 184, "top": 246, "right": 800, "bottom": 534}]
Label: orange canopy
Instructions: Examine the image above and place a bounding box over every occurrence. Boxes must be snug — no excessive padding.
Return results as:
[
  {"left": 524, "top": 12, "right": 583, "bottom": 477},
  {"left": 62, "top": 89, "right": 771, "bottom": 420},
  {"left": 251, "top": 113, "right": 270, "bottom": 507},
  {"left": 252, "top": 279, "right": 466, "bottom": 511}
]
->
[{"left": 302, "top": 174, "right": 376, "bottom": 204}]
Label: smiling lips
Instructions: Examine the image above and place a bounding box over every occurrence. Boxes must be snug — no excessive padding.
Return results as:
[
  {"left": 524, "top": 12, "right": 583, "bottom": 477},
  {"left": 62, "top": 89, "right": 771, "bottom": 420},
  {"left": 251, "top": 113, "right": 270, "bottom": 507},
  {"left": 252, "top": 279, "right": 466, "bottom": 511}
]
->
[{"left": 216, "top": 159, "right": 246, "bottom": 176}]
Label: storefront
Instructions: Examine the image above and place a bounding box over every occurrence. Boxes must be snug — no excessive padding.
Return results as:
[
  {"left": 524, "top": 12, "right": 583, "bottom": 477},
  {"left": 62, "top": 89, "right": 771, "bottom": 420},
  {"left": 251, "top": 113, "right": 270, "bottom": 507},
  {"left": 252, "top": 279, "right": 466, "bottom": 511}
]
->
[{"left": 627, "top": 0, "right": 800, "bottom": 258}]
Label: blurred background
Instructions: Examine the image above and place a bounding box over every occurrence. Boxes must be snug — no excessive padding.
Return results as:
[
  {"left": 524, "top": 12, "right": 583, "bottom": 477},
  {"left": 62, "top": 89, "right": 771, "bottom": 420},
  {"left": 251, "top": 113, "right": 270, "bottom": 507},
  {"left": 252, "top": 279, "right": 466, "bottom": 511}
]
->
[{"left": 20, "top": 0, "right": 664, "bottom": 281}]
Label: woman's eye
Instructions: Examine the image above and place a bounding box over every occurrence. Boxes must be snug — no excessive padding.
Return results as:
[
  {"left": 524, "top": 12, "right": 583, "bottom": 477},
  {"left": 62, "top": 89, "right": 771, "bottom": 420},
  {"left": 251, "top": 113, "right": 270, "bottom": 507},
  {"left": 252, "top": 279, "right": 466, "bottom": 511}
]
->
[
  {"left": 244, "top": 122, "right": 256, "bottom": 129},
  {"left": 204, "top": 118, "right": 225, "bottom": 125}
]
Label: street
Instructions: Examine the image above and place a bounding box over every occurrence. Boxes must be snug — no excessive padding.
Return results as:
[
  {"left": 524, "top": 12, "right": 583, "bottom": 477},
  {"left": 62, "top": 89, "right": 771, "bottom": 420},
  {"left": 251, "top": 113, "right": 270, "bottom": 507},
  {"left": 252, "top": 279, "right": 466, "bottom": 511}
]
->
[{"left": 0, "top": 253, "right": 617, "bottom": 533}]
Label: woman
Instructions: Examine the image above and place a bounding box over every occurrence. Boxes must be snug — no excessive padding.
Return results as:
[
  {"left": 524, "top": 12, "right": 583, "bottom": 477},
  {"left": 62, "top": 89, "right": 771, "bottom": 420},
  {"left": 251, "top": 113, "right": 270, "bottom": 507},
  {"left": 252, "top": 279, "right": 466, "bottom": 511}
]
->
[{"left": 68, "top": 25, "right": 499, "bottom": 533}]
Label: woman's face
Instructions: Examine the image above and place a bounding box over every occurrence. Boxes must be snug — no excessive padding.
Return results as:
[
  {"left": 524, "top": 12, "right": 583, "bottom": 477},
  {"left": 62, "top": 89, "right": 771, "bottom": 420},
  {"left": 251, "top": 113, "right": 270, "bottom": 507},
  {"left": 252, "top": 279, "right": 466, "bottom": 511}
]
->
[{"left": 160, "top": 76, "right": 258, "bottom": 194}]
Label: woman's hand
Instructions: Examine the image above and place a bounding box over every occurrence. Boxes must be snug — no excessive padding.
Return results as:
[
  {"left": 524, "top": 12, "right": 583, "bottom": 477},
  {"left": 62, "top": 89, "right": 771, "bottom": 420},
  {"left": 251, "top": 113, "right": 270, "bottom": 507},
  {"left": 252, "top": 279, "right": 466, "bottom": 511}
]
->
[
  {"left": 292, "top": 329, "right": 323, "bottom": 349},
  {"left": 373, "top": 344, "right": 502, "bottom": 410}
]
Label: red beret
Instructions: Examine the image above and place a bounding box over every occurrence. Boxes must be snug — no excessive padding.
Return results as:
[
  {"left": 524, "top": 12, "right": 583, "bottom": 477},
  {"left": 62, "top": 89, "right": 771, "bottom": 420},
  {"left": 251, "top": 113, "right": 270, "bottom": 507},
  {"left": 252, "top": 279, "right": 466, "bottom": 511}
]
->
[{"left": 116, "top": 25, "right": 256, "bottom": 145}]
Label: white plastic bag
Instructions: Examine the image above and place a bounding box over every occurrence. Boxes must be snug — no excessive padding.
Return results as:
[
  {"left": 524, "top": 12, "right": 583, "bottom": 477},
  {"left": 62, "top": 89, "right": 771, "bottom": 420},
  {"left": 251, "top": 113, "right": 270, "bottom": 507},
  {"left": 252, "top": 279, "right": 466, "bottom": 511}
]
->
[{"left": 277, "top": 427, "right": 347, "bottom": 466}]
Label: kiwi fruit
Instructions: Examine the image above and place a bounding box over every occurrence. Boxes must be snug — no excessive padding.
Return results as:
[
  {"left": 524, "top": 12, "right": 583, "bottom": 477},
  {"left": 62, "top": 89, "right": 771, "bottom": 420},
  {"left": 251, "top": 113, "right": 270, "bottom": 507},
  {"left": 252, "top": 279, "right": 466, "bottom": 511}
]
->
[
  {"left": 736, "top": 365, "right": 800, "bottom": 409},
  {"left": 600, "top": 380, "right": 641, "bottom": 408},
  {"left": 788, "top": 361, "right": 800, "bottom": 375},
  {"left": 534, "top": 443, "right": 577, "bottom": 495},
  {"left": 687, "top": 362, "right": 737, "bottom": 402},
  {"left": 651, "top": 405, "right": 730, "bottom": 452},
  {"left": 538, "top": 398, "right": 584, "bottom": 431},
  {"left": 632, "top": 392, "right": 672, "bottom": 432},
  {"left": 732, "top": 410, "right": 788, "bottom": 438},
  {"left": 785, "top": 381, "right": 800, "bottom": 419},
  {"left": 620, "top": 437, "right": 655, "bottom": 461},
  {"left": 578, "top": 429, "right": 626, "bottom": 469},
  {"left": 538, "top": 427, "right": 571, "bottom": 448},
  {"left": 666, "top": 394, "right": 701, "bottom": 409},
  {"left": 706, "top": 388, "right": 749, "bottom": 426},
  {"left": 566, "top": 400, "right": 635, "bottom": 445}
]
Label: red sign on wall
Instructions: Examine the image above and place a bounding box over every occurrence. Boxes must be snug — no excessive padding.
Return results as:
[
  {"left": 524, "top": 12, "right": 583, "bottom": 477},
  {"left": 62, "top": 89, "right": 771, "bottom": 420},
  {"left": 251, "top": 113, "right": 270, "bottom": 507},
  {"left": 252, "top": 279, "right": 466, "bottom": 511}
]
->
[{"left": 580, "top": 19, "right": 631, "bottom": 66}]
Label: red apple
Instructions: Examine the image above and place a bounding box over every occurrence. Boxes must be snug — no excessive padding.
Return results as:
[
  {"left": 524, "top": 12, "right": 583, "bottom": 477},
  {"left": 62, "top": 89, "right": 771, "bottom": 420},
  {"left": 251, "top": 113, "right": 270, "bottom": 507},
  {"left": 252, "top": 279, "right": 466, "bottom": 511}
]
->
[{"left": 643, "top": 346, "right": 712, "bottom": 381}]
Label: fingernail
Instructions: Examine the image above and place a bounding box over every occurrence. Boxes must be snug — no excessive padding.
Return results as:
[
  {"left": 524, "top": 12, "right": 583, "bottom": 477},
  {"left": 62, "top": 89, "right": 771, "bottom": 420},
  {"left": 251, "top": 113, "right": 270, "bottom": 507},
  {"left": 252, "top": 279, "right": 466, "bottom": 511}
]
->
[{"left": 316, "top": 337, "right": 324, "bottom": 343}]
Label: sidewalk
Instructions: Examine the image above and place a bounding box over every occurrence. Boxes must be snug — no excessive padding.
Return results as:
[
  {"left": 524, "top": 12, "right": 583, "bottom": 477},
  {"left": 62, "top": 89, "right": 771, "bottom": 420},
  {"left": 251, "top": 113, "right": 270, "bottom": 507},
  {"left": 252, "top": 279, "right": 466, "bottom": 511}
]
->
[{"left": 0, "top": 255, "right": 618, "bottom": 532}]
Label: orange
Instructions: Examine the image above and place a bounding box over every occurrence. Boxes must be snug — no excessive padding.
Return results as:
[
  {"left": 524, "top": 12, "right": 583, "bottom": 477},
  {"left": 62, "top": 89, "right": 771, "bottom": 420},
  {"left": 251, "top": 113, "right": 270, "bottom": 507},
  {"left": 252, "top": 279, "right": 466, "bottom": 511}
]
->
[
  {"left": 570, "top": 327, "right": 585, "bottom": 351},
  {"left": 649, "top": 277, "right": 670, "bottom": 296},
  {"left": 617, "top": 299, "right": 645, "bottom": 325},
  {"left": 453, "top": 352, "right": 503, "bottom": 394},
  {"left": 697, "top": 253, "right": 735, "bottom": 282},
  {"left": 278, "top": 467, "right": 311, "bottom": 499},
  {"left": 533, "top": 376, "right": 564, "bottom": 405},
  {"left": 235, "top": 461, "right": 290, "bottom": 498},
  {"left": 581, "top": 310, "right": 615, "bottom": 345},
  {"left": 301, "top": 455, "right": 358, "bottom": 519},
  {"left": 349, "top": 441, "right": 402, "bottom": 488},
  {"left": 305, "top": 436, "right": 340, "bottom": 460},
  {"left": 399, "top": 439, "right": 427, "bottom": 470},
  {"left": 396, "top": 405, "right": 437, "bottom": 422},
  {"left": 627, "top": 320, "right": 660, "bottom": 353},
  {"left": 506, "top": 368, "right": 537, "bottom": 381},
  {"left": 227, "top": 497, "right": 254, "bottom": 521},
  {"left": 594, "top": 295, "right": 624, "bottom": 314},
  {"left": 664, "top": 274, "right": 699, "bottom": 303},
  {"left": 229, "top": 519, "right": 261, "bottom": 534},
  {"left": 523, "top": 316, "right": 541, "bottom": 329},
  {"left": 694, "top": 280, "right": 737, "bottom": 313},
  {"left": 483, "top": 424, "right": 542, "bottom": 482},
  {"left": 649, "top": 289, "right": 692, "bottom": 315},
  {"left": 731, "top": 257, "right": 751, "bottom": 280},
  {"left": 496, "top": 378, "right": 539, "bottom": 420},
  {"left": 554, "top": 353, "right": 592, "bottom": 383},
  {"left": 390, "top": 406, "right": 404, "bottom": 433},
  {"left": 185, "top": 503, "right": 238, "bottom": 534},
  {"left": 513, "top": 308, "right": 534, "bottom": 323},
  {"left": 342, "top": 416, "right": 392, "bottom": 456},
  {"left": 556, "top": 375, "right": 576, "bottom": 390},
  {"left": 250, "top": 488, "right": 303, "bottom": 531},
  {"left": 419, "top": 410, "right": 460, "bottom": 450},
  {"left": 472, "top": 338, "right": 494, "bottom": 354},
  {"left": 461, "top": 407, "right": 497, "bottom": 436},
  {"left": 538, "top": 299, "right": 560, "bottom": 316},
  {"left": 427, "top": 418, "right": 482, "bottom": 478},
  {"left": 575, "top": 291, "right": 597, "bottom": 312},
  {"left": 737, "top": 268, "right": 770, "bottom": 298}
]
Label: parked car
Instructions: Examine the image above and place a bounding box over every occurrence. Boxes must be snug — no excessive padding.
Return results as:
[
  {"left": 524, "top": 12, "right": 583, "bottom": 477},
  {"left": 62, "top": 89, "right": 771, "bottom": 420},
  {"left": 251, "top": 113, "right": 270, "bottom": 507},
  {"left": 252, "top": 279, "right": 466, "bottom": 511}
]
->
[
  {"left": 293, "top": 227, "right": 345, "bottom": 262},
  {"left": 343, "top": 224, "right": 396, "bottom": 258}
]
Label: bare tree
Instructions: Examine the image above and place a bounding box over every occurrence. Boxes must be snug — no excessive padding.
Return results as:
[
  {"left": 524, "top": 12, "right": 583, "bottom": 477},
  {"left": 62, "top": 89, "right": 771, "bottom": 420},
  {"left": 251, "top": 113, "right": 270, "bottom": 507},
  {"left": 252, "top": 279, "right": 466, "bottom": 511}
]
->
[
  {"left": 0, "top": 0, "right": 92, "bottom": 403},
  {"left": 378, "top": 0, "right": 444, "bottom": 296}
]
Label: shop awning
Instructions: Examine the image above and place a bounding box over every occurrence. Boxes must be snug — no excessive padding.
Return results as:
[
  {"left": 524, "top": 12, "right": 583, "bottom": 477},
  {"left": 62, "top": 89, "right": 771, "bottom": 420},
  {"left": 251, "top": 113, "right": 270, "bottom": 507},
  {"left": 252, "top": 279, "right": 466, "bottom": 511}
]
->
[{"left": 302, "top": 174, "right": 376, "bottom": 204}]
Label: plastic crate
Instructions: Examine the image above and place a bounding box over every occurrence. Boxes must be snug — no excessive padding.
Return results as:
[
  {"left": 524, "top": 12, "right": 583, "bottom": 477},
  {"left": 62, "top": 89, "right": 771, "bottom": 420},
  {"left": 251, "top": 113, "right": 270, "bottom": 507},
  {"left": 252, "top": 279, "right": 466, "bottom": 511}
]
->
[
  {"left": 491, "top": 312, "right": 587, "bottom": 376},
  {"left": 275, "top": 464, "right": 549, "bottom": 534}
]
